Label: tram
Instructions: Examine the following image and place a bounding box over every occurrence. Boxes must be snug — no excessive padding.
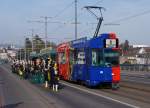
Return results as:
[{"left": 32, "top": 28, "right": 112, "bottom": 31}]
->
[
  {"left": 57, "top": 33, "right": 120, "bottom": 88},
  {"left": 57, "top": 6, "right": 120, "bottom": 88}
]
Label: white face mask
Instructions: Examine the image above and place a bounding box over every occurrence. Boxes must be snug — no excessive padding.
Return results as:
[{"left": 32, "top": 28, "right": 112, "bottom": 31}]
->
[{"left": 54, "top": 70, "right": 58, "bottom": 75}]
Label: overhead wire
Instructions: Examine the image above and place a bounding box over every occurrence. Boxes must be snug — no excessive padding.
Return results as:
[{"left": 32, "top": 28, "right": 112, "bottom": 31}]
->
[
  {"left": 94, "top": 0, "right": 104, "bottom": 5},
  {"left": 83, "top": 3, "right": 150, "bottom": 36},
  {"left": 28, "top": 1, "right": 75, "bottom": 36},
  {"left": 53, "top": 0, "right": 75, "bottom": 18},
  {"left": 51, "top": 0, "right": 104, "bottom": 34},
  {"left": 105, "top": 9, "right": 150, "bottom": 24},
  {"left": 50, "top": 0, "right": 150, "bottom": 39},
  {"left": 50, "top": 0, "right": 79, "bottom": 34},
  {"left": 52, "top": 8, "right": 150, "bottom": 39}
]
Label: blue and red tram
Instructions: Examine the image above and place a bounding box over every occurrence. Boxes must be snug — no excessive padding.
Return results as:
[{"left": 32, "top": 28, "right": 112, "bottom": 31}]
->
[{"left": 57, "top": 33, "right": 120, "bottom": 88}]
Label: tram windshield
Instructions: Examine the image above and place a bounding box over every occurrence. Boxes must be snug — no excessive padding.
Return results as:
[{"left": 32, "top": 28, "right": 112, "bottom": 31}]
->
[
  {"left": 104, "top": 50, "right": 119, "bottom": 67},
  {"left": 92, "top": 49, "right": 119, "bottom": 67}
]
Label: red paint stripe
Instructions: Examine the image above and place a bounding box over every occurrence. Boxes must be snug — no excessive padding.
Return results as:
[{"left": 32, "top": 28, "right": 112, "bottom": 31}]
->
[{"left": 112, "top": 66, "right": 121, "bottom": 82}]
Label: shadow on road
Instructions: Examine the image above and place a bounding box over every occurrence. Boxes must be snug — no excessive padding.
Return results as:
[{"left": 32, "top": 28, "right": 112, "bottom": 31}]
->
[{"left": 1, "top": 102, "right": 23, "bottom": 108}]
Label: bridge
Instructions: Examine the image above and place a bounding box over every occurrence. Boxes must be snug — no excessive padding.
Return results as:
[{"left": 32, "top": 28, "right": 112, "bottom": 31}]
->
[{"left": 0, "top": 63, "right": 150, "bottom": 108}]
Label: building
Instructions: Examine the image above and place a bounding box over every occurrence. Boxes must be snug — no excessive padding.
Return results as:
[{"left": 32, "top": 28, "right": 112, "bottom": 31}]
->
[{"left": 120, "top": 45, "right": 150, "bottom": 64}]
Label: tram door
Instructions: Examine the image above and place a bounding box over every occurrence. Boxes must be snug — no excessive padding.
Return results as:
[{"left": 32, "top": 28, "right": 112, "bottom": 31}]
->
[{"left": 69, "top": 50, "right": 74, "bottom": 80}]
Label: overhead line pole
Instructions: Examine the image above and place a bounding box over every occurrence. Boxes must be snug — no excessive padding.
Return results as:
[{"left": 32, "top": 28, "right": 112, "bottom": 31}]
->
[
  {"left": 20, "top": 49, "right": 21, "bottom": 60},
  {"left": 29, "top": 29, "right": 34, "bottom": 52},
  {"left": 75, "top": 0, "right": 77, "bottom": 40},
  {"left": 40, "top": 16, "right": 52, "bottom": 49},
  {"left": 28, "top": 16, "right": 52, "bottom": 49},
  {"left": 24, "top": 36, "right": 27, "bottom": 61},
  {"left": 44, "top": 16, "right": 48, "bottom": 48},
  {"left": 31, "top": 29, "right": 34, "bottom": 52}
]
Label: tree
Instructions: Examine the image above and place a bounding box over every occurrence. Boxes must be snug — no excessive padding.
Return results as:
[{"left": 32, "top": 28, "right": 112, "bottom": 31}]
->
[
  {"left": 33, "top": 35, "right": 45, "bottom": 53},
  {"left": 25, "top": 38, "right": 32, "bottom": 52},
  {"left": 24, "top": 35, "right": 57, "bottom": 56},
  {"left": 120, "top": 40, "right": 130, "bottom": 55},
  {"left": 47, "top": 41, "right": 57, "bottom": 48},
  {"left": 124, "top": 40, "right": 129, "bottom": 51}
]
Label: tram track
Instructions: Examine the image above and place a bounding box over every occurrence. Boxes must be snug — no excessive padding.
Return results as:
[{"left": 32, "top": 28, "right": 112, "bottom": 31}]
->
[
  {"left": 100, "top": 81, "right": 150, "bottom": 104},
  {"left": 102, "top": 88, "right": 150, "bottom": 104},
  {"left": 121, "top": 73, "right": 150, "bottom": 85},
  {"left": 59, "top": 80, "right": 149, "bottom": 108},
  {"left": 60, "top": 79, "right": 150, "bottom": 107},
  {"left": 120, "top": 81, "right": 150, "bottom": 93}
]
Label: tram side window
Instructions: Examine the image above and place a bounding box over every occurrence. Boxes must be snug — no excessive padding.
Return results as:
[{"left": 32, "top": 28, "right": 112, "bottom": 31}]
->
[
  {"left": 92, "top": 50, "right": 104, "bottom": 66},
  {"left": 75, "top": 51, "right": 85, "bottom": 64},
  {"left": 58, "top": 52, "right": 66, "bottom": 64},
  {"left": 70, "top": 51, "right": 74, "bottom": 65},
  {"left": 92, "top": 51, "right": 97, "bottom": 65}
]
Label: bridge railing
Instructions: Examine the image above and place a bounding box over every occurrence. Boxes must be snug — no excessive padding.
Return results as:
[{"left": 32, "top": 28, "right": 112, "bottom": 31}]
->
[{"left": 120, "top": 64, "right": 150, "bottom": 72}]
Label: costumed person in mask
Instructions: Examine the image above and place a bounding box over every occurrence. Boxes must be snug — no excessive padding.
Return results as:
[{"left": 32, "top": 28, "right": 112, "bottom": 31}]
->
[
  {"left": 47, "top": 58, "right": 51, "bottom": 88},
  {"left": 54, "top": 62, "right": 59, "bottom": 91},
  {"left": 44, "top": 58, "right": 51, "bottom": 88},
  {"left": 19, "top": 61, "right": 24, "bottom": 79}
]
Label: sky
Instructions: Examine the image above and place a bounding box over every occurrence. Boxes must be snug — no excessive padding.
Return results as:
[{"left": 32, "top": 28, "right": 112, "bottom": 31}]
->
[{"left": 0, "top": 0, "right": 150, "bottom": 45}]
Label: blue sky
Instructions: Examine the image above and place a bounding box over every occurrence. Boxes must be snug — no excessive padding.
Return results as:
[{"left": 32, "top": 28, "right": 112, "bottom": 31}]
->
[{"left": 0, "top": 0, "right": 150, "bottom": 45}]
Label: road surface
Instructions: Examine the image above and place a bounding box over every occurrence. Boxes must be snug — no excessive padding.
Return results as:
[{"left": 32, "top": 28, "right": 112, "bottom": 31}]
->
[{"left": 0, "top": 64, "right": 138, "bottom": 108}]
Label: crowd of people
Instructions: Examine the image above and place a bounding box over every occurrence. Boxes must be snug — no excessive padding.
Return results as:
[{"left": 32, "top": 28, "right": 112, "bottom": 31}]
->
[{"left": 11, "top": 58, "right": 59, "bottom": 92}]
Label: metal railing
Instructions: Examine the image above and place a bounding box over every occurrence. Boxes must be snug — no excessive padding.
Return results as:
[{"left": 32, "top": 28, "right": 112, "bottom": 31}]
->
[{"left": 121, "top": 64, "right": 150, "bottom": 72}]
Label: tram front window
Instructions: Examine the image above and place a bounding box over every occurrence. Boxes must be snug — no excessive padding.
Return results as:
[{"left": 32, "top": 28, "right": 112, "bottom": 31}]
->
[
  {"left": 104, "top": 50, "right": 119, "bottom": 67},
  {"left": 92, "top": 49, "right": 119, "bottom": 67}
]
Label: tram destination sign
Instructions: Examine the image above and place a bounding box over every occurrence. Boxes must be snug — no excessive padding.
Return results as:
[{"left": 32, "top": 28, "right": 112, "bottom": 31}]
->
[{"left": 105, "top": 39, "right": 117, "bottom": 48}]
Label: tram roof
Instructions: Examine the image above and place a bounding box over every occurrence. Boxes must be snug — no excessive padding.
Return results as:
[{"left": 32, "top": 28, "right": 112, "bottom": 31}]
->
[{"left": 71, "top": 33, "right": 117, "bottom": 48}]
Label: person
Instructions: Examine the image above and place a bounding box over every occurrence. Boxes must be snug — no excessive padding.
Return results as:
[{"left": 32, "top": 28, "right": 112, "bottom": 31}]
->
[
  {"left": 44, "top": 58, "right": 50, "bottom": 88},
  {"left": 50, "top": 61, "right": 59, "bottom": 91},
  {"left": 30, "top": 61, "right": 34, "bottom": 78},
  {"left": 47, "top": 58, "right": 51, "bottom": 87},
  {"left": 11, "top": 60, "right": 16, "bottom": 73},
  {"left": 49, "top": 61, "right": 54, "bottom": 89},
  {"left": 39, "top": 59, "right": 45, "bottom": 83},
  {"left": 19, "top": 61, "right": 24, "bottom": 79},
  {"left": 15, "top": 60, "right": 19, "bottom": 75},
  {"left": 39, "top": 59, "right": 44, "bottom": 73},
  {"left": 24, "top": 61, "right": 30, "bottom": 79},
  {"left": 54, "top": 62, "right": 59, "bottom": 91}
]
